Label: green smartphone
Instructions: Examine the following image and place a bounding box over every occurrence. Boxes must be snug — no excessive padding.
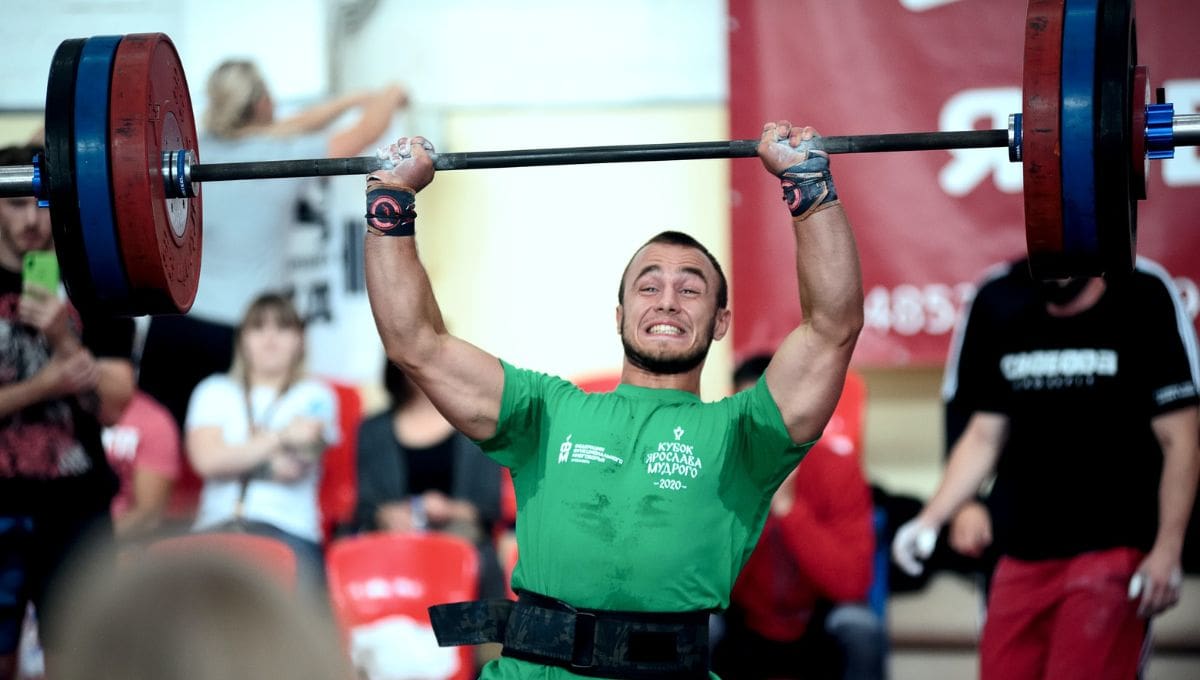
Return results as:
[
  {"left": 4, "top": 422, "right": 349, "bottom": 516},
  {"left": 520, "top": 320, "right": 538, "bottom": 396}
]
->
[{"left": 22, "top": 250, "right": 60, "bottom": 294}]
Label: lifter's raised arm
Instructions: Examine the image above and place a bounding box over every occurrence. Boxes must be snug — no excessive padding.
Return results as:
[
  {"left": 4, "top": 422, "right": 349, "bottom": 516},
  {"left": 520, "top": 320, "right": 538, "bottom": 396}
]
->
[
  {"left": 758, "top": 121, "right": 865, "bottom": 445},
  {"left": 363, "top": 138, "right": 504, "bottom": 440}
]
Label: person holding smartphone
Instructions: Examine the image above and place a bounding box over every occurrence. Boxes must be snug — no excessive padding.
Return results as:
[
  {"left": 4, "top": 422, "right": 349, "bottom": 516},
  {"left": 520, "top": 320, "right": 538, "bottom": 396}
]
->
[{"left": 0, "top": 145, "right": 135, "bottom": 680}]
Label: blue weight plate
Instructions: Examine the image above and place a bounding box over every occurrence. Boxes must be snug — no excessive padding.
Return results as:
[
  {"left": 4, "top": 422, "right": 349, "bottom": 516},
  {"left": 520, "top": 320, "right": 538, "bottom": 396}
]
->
[
  {"left": 74, "top": 35, "right": 130, "bottom": 310},
  {"left": 1060, "top": 0, "right": 1101, "bottom": 271}
]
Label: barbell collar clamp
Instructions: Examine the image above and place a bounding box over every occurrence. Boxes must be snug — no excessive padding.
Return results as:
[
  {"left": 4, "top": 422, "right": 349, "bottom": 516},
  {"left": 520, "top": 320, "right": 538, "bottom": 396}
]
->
[
  {"left": 1146, "top": 103, "right": 1175, "bottom": 159},
  {"left": 1008, "top": 113, "right": 1024, "bottom": 162},
  {"left": 162, "top": 150, "right": 196, "bottom": 199},
  {"left": 32, "top": 154, "right": 47, "bottom": 207}
]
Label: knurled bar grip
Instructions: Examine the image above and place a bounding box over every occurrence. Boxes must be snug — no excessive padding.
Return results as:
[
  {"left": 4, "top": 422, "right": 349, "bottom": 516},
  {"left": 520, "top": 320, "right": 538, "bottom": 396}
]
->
[{"left": 188, "top": 129, "right": 1011, "bottom": 183}]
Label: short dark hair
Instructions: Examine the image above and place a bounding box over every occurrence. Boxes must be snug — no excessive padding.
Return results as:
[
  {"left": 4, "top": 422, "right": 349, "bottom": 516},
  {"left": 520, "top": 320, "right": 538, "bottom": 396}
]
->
[
  {"left": 617, "top": 231, "right": 728, "bottom": 310},
  {"left": 733, "top": 353, "right": 772, "bottom": 387},
  {"left": 0, "top": 145, "right": 41, "bottom": 167}
]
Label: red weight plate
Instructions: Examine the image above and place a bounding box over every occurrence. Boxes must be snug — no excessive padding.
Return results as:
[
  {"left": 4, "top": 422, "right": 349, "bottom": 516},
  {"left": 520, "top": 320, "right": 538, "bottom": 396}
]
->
[
  {"left": 1131, "top": 64, "right": 1148, "bottom": 201},
  {"left": 109, "top": 33, "right": 202, "bottom": 314},
  {"left": 1022, "top": 0, "right": 1067, "bottom": 279}
]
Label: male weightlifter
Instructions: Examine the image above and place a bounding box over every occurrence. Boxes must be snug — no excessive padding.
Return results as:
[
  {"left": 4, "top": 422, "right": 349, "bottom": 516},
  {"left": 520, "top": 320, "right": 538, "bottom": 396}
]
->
[{"left": 362, "top": 120, "right": 863, "bottom": 679}]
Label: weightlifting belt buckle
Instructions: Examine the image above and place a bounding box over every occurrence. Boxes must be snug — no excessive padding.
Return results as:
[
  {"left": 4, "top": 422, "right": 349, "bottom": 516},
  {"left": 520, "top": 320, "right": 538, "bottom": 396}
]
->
[{"left": 570, "top": 611, "right": 598, "bottom": 670}]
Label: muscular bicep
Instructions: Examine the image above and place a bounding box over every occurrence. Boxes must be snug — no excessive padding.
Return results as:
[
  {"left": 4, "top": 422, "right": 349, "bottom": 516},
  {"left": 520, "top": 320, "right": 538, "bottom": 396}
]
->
[
  {"left": 763, "top": 325, "right": 854, "bottom": 444},
  {"left": 404, "top": 335, "right": 504, "bottom": 442}
]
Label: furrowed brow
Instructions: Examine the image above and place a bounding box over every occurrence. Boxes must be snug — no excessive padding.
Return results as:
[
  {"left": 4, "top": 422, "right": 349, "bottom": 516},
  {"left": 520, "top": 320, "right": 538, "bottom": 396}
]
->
[
  {"left": 680, "top": 266, "right": 708, "bottom": 285},
  {"left": 634, "top": 264, "right": 663, "bottom": 282}
]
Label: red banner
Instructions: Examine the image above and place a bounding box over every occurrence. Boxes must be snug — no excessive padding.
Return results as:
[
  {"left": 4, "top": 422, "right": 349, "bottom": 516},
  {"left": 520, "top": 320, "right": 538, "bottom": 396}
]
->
[{"left": 729, "top": 0, "right": 1200, "bottom": 366}]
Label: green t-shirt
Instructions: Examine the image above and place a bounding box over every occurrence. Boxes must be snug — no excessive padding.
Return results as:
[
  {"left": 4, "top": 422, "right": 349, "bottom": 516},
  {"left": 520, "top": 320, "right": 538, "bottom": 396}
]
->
[{"left": 477, "top": 360, "right": 814, "bottom": 679}]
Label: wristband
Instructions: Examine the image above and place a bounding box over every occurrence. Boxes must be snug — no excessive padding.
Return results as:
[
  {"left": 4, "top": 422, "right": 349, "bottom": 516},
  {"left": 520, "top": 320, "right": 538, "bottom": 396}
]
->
[
  {"left": 778, "top": 143, "right": 839, "bottom": 221},
  {"left": 366, "top": 185, "right": 417, "bottom": 236}
]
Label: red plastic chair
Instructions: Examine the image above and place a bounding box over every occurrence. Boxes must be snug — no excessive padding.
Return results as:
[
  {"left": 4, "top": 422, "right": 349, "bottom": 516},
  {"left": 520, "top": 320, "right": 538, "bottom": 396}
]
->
[
  {"left": 326, "top": 533, "right": 479, "bottom": 680},
  {"left": 148, "top": 532, "right": 298, "bottom": 590},
  {"left": 318, "top": 379, "right": 363, "bottom": 544}
]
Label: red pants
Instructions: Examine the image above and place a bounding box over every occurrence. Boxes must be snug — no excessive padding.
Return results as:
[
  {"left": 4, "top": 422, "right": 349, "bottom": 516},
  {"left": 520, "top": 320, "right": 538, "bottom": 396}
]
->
[{"left": 980, "top": 547, "right": 1147, "bottom": 680}]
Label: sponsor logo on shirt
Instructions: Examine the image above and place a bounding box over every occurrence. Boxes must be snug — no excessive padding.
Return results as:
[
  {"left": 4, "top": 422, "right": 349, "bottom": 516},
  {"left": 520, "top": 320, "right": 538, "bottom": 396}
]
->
[
  {"left": 999, "top": 348, "right": 1118, "bottom": 391},
  {"left": 556, "top": 433, "right": 625, "bottom": 466},
  {"left": 1155, "top": 381, "right": 1198, "bottom": 406}
]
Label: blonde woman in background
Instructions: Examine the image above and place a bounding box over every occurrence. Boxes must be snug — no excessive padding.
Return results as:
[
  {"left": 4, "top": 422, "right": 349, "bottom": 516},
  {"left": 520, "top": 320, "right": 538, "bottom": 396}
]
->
[
  {"left": 139, "top": 60, "right": 407, "bottom": 436},
  {"left": 185, "top": 293, "right": 340, "bottom": 594}
]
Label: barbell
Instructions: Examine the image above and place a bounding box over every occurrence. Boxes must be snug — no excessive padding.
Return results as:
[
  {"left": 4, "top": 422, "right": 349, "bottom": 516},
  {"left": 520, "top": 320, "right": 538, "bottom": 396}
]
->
[{"left": 0, "top": 0, "right": 1197, "bottom": 317}]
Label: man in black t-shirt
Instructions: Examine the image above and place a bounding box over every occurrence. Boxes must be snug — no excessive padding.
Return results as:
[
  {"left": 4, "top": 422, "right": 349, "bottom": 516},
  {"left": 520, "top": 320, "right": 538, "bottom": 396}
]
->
[
  {"left": 0, "top": 145, "right": 134, "bottom": 680},
  {"left": 892, "top": 257, "right": 1200, "bottom": 680}
]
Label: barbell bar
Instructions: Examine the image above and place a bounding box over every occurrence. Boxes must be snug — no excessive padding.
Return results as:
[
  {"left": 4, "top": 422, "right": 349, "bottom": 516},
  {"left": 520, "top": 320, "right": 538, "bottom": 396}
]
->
[
  {"left": 5, "top": 119, "right": 1200, "bottom": 196},
  {"left": 0, "top": 130, "right": 1016, "bottom": 198},
  {"left": 0, "top": 0, "right": 1195, "bottom": 317}
]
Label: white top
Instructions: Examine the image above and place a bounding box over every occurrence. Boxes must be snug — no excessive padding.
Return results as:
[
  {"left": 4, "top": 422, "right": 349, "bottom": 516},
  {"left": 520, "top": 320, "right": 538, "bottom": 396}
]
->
[
  {"left": 189, "top": 133, "right": 327, "bottom": 325},
  {"left": 186, "top": 374, "right": 340, "bottom": 542}
]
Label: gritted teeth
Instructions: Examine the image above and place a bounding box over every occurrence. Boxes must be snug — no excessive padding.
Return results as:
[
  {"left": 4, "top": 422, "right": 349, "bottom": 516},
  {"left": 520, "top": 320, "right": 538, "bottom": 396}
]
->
[{"left": 648, "top": 324, "right": 683, "bottom": 336}]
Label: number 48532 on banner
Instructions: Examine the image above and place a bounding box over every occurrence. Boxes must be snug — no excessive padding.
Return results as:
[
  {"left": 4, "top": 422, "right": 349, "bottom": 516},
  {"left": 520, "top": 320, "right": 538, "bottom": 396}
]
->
[{"left": 863, "top": 283, "right": 976, "bottom": 337}]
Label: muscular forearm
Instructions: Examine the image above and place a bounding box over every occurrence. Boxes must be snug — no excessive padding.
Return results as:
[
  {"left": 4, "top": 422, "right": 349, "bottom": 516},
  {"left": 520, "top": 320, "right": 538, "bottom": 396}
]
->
[
  {"left": 365, "top": 235, "right": 447, "bottom": 370},
  {"left": 762, "top": 202, "right": 863, "bottom": 444},
  {"left": 362, "top": 138, "right": 503, "bottom": 441},
  {"left": 792, "top": 204, "right": 864, "bottom": 346}
]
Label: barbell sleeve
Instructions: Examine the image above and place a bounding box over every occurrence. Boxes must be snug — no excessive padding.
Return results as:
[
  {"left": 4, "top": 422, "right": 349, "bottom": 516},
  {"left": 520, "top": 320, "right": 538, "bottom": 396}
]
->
[
  {"left": 1174, "top": 113, "right": 1200, "bottom": 147},
  {"left": 0, "top": 165, "right": 37, "bottom": 198}
]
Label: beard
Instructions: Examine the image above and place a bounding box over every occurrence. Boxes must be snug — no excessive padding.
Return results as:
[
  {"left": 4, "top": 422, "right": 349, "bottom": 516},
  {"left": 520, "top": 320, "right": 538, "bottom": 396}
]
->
[{"left": 621, "top": 319, "right": 715, "bottom": 375}]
